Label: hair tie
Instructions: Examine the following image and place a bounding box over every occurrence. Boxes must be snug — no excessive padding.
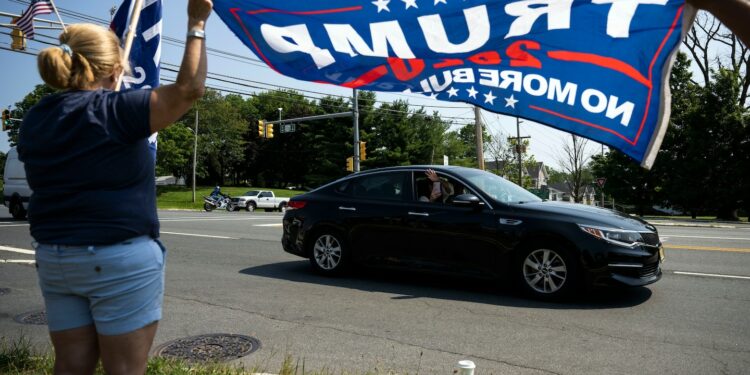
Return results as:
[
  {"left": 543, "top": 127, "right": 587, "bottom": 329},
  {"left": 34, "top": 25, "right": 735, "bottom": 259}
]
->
[{"left": 59, "top": 43, "right": 72, "bottom": 57}]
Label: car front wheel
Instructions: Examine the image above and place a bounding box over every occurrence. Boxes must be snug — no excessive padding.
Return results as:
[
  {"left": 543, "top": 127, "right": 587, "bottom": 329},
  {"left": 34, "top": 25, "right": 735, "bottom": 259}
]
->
[
  {"left": 309, "top": 231, "right": 349, "bottom": 275},
  {"left": 246, "top": 202, "right": 256, "bottom": 212},
  {"left": 517, "top": 244, "right": 577, "bottom": 300}
]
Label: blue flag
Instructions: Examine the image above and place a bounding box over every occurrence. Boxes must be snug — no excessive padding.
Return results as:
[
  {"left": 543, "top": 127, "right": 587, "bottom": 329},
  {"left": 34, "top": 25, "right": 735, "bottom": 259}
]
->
[
  {"left": 213, "top": 0, "right": 696, "bottom": 168},
  {"left": 111, "top": 0, "right": 162, "bottom": 162}
]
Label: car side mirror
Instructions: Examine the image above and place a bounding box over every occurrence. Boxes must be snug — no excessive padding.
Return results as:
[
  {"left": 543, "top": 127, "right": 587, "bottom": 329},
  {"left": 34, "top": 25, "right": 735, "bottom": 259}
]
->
[{"left": 452, "top": 194, "right": 484, "bottom": 208}]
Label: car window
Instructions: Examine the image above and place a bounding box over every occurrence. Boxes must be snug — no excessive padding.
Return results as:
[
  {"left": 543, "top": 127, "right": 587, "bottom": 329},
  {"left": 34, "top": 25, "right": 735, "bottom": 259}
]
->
[
  {"left": 244, "top": 190, "right": 260, "bottom": 196},
  {"left": 259, "top": 192, "right": 273, "bottom": 198},
  {"left": 413, "top": 172, "right": 466, "bottom": 204},
  {"left": 463, "top": 169, "right": 542, "bottom": 204},
  {"left": 341, "top": 172, "right": 407, "bottom": 201}
]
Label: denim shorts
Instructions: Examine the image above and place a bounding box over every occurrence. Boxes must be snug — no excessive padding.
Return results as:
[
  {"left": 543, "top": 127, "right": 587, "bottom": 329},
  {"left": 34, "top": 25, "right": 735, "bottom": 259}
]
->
[{"left": 34, "top": 235, "right": 166, "bottom": 336}]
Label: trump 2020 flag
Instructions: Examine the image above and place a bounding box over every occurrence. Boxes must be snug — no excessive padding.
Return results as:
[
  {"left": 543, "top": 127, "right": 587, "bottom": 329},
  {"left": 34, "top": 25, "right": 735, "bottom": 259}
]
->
[
  {"left": 212, "top": 0, "right": 697, "bottom": 168},
  {"left": 111, "top": 0, "right": 162, "bottom": 162}
]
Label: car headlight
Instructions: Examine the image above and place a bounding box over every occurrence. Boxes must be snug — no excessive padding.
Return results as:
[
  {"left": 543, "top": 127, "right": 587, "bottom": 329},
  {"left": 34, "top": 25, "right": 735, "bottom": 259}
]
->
[{"left": 578, "top": 224, "right": 644, "bottom": 248}]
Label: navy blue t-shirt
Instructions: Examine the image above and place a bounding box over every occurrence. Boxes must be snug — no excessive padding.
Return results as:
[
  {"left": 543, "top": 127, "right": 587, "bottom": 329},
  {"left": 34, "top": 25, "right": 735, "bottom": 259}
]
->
[{"left": 17, "top": 89, "right": 158, "bottom": 245}]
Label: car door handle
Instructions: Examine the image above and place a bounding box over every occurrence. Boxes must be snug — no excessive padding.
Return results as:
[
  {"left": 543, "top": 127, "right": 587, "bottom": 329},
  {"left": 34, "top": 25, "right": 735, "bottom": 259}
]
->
[
  {"left": 338, "top": 206, "right": 356, "bottom": 211},
  {"left": 408, "top": 212, "right": 430, "bottom": 217}
]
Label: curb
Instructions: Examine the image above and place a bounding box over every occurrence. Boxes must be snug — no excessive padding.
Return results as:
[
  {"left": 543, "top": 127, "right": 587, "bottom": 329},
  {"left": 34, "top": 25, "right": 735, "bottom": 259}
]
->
[{"left": 648, "top": 221, "right": 738, "bottom": 229}]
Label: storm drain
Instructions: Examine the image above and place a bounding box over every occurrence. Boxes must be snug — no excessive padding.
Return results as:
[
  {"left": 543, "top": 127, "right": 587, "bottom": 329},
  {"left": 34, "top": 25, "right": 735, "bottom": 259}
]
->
[
  {"left": 0, "top": 288, "right": 10, "bottom": 296},
  {"left": 14, "top": 310, "right": 47, "bottom": 325},
  {"left": 153, "top": 334, "right": 261, "bottom": 362}
]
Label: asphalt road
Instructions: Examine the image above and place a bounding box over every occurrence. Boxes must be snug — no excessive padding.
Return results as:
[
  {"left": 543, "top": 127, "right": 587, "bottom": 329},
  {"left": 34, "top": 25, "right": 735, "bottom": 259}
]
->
[{"left": 1, "top": 208, "right": 749, "bottom": 374}]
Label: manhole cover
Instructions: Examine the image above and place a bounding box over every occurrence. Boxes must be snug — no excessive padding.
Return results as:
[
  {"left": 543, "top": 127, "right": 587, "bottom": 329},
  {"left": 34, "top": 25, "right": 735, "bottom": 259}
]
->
[
  {"left": 14, "top": 310, "right": 47, "bottom": 325},
  {"left": 0, "top": 288, "right": 10, "bottom": 296},
  {"left": 153, "top": 334, "right": 261, "bottom": 362}
]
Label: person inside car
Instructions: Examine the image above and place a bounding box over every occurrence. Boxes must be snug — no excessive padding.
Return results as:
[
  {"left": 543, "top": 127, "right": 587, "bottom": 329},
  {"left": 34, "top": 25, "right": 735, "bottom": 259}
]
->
[{"left": 418, "top": 169, "right": 455, "bottom": 203}]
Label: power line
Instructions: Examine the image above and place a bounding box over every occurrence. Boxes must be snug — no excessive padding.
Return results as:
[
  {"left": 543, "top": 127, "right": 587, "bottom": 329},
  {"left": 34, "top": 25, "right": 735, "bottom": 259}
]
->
[{"left": 5, "top": 0, "right": 474, "bottom": 109}]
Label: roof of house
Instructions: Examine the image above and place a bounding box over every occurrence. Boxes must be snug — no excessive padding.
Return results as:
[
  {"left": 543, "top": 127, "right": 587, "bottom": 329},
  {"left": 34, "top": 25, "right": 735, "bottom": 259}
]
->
[
  {"left": 526, "top": 162, "right": 548, "bottom": 179},
  {"left": 548, "top": 182, "right": 596, "bottom": 195}
]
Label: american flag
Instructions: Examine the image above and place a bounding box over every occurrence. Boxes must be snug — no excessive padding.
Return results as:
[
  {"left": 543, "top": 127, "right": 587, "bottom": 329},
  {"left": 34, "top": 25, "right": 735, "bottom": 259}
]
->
[{"left": 13, "top": 0, "right": 54, "bottom": 40}]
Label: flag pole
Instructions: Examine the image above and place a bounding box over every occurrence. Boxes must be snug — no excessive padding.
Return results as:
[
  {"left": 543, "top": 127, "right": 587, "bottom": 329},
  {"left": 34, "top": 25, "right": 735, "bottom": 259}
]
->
[
  {"left": 47, "top": 0, "right": 67, "bottom": 33},
  {"left": 115, "top": 0, "right": 145, "bottom": 91}
]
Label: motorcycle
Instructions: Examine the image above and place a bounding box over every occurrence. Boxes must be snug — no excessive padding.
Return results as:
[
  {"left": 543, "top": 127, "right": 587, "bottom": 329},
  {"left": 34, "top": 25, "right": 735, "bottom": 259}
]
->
[{"left": 203, "top": 193, "right": 231, "bottom": 212}]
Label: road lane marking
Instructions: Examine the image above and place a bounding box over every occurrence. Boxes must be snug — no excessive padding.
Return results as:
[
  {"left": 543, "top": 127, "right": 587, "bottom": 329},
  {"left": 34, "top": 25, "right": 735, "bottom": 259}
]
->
[
  {"left": 160, "top": 218, "right": 281, "bottom": 222},
  {"left": 664, "top": 235, "right": 750, "bottom": 241},
  {"left": 0, "top": 223, "right": 30, "bottom": 227},
  {"left": 674, "top": 271, "right": 750, "bottom": 280},
  {"left": 160, "top": 231, "right": 238, "bottom": 240},
  {"left": 0, "top": 246, "right": 35, "bottom": 255},
  {"left": 666, "top": 245, "right": 750, "bottom": 254},
  {"left": 0, "top": 259, "right": 35, "bottom": 264},
  {"left": 254, "top": 223, "right": 283, "bottom": 227}
]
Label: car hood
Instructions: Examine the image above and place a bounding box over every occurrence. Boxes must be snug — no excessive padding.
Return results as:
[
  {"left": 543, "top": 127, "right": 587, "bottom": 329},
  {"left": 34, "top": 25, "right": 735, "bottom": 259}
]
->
[{"left": 513, "top": 201, "right": 655, "bottom": 231}]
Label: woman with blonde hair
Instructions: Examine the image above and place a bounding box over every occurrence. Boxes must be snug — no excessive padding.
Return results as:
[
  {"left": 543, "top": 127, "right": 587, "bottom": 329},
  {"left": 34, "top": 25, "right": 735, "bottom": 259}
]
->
[{"left": 17, "top": 1, "right": 212, "bottom": 374}]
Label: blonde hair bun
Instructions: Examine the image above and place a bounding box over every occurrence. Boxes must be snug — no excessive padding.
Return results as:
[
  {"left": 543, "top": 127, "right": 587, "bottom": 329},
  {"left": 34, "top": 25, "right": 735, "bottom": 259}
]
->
[{"left": 37, "top": 24, "right": 125, "bottom": 90}]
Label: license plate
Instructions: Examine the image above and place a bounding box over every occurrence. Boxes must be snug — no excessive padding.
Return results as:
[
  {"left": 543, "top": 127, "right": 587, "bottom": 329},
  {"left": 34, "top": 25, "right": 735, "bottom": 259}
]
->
[{"left": 659, "top": 246, "right": 665, "bottom": 262}]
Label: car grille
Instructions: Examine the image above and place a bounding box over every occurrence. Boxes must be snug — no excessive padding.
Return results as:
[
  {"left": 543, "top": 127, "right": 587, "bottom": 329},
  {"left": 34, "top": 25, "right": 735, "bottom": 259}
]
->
[
  {"left": 614, "top": 261, "right": 660, "bottom": 279},
  {"left": 641, "top": 232, "right": 660, "bottom": 246},
  {"left": 639, "top": 262, "right": 660, "bottom": 278}
]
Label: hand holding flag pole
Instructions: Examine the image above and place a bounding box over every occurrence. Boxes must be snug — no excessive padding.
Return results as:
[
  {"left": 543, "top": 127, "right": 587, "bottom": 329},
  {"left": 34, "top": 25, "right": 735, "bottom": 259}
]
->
[{"left": 115, "top": 0, "right": 145, "bottom": 91}]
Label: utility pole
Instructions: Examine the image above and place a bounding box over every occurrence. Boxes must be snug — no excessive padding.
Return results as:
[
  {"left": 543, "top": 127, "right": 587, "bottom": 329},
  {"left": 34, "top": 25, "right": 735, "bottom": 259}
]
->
[
  {"left": 507, "top": 117, "right": 531, "bottom": 186},
  {"left": 474, "top": 106, "right": 485, "bottom": 170},
  {"left": 353, "top": 89, "right": 360, "bottom": 172},
  {"left": 192, "top": 109, "right": 198, "bottom": 203}
]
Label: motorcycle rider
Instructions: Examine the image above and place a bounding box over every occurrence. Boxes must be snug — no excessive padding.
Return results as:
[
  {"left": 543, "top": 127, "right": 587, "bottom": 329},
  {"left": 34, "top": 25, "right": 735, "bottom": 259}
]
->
[{"left": 210, "top": 185, "right": 222, "bottom": 198}]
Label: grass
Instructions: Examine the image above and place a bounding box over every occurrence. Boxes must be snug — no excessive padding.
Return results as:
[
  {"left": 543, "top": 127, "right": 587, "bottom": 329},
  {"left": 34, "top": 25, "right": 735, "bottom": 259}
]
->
[
  {"left": 0, "top": 337, "right": 399, "bottom": 375},
  {"left": 156, "top": 186, "right": 306, "bottom": 210}
]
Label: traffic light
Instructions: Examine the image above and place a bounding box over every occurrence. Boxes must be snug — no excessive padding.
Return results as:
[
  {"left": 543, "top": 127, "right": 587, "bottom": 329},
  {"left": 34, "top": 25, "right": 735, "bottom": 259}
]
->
[
  {"left": 258, "top": 120, "right": 265, "bottom": 138},
  {"left": 346, "top": 157, "right": 353, "bottom": 172},
  {"left": 10, "top": 19, "right": 26, "bottom": 51},
  {"left": 2, "top": 110, "right": 10, "bottom": 131},
  {"left": 265, "top": 123, "right": 274, "bottom": 139},
  {"left": 359, "top": 141, "right": 366, "bottom": 161}
]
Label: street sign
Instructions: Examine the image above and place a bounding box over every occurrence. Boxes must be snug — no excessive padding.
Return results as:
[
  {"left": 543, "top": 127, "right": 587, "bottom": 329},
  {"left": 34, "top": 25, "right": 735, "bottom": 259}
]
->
[
  {"left": 596, "top": 178, "right": 607, "bottom": 188},
  {"left": 280, "top": 123, "right": 296, "bottom": 133}
]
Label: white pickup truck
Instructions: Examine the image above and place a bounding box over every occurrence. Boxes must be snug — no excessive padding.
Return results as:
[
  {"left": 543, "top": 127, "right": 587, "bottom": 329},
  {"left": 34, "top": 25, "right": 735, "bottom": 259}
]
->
[{"left": 229, "top": 190, "right": 289, "bottom": 212}]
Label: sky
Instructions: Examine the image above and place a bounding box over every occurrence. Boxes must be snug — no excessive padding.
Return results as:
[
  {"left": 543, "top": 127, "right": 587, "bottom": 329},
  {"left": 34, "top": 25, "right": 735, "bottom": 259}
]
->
[{"left": 0, "top": 0, "right": 607, "bottom": 171}]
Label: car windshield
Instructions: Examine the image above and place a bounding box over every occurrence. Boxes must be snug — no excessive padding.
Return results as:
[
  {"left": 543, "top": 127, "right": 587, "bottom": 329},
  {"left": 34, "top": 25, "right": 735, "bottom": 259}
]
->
[
  {"left": 243, "top": 190, "right": 260, "bottom": 196},
  {"left": 461, "top": 169, "right": 542, "bottom": 204}
]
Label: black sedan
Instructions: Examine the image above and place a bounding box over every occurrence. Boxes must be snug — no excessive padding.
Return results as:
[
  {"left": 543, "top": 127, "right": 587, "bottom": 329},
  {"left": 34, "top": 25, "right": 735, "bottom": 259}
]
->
[{"left": 282, "top": 166, "right": 663, "bottom": 300}]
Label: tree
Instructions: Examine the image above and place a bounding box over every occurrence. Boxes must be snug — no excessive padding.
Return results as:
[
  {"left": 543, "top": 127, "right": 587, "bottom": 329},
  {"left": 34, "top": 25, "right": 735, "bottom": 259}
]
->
[
  {"left": 8, "top": 84, "right": 58, "bottom": 146},
  {"left": 547, "top": 167, "right": 568, "bottom": 185},
  {"left": 557, "top": 135, "right": 593, "bottom": 203},
  {"left": 155, "top": 123, "right": 194, "bottom": 181},
  {"left": 485, "top": 129, "right": 515, "bottom": 177},
  {"left": 183, "top": 90, "right": 248, "bottom": 186}
]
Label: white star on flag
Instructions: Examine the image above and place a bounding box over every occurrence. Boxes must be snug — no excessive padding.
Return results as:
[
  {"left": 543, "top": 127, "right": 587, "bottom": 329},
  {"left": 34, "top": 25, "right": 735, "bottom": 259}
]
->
[
  {"left": 484, "top": 91, "right": 496, "bottom": 105},
  {"left": 428, "top": 93, "right": 438, "bottom": 100},
  {"left": 504, "top": 94, "right": 519, "bottom": 108},
  {"left": 434, "top": 0, "right": 447, "bottom": 5},
  {"left": 402, "top": 0, "right": 418, "bottom": 10},
  {"left": 447, "top": 87, "right": 459, "bottom": 98},
  {"left": 466, "top": 86, "right": 478, "bottom": 99},
  {"left": 372, "top": 0, "right": 391, "bottom": 13}
]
